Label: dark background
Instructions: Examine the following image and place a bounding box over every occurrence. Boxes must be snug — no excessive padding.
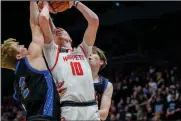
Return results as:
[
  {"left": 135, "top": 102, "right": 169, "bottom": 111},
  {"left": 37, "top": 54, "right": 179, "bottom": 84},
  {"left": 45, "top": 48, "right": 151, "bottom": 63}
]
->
[{"left": 2, "top": 1, "right": 181, "bottom": 96}]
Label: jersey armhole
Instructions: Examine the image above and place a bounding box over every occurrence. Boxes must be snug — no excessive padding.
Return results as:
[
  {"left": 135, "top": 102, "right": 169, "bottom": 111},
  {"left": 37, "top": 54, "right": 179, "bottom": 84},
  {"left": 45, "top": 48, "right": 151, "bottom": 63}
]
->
[
  {"left": 79, "top": 40, "right": 93, "bottom": 58},
  {"left": 104, "top": 79, "right": 109, "bottom": 91},
  {"left": 13, "top": 87, "right": 19, "bottom": 101},
  {"left": 44, "top": 40, "right": 57, "bottom": 48},
  {"left": 79, "top": 45, "right": 86, "bottom": 57},
  {"left": 15, "top": 60, "right": 20, "bottom": 74},
  {"left": 50, "top": 46, "right": 61, "bottom": 71}
]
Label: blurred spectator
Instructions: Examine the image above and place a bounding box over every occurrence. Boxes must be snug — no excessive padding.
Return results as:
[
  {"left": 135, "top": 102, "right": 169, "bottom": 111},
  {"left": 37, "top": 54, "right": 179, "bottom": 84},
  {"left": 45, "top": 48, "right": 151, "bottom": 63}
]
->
[
  {"left": 1, "top": 92, "right": 26, "bottom": 121},
  {"left": 108, "top": 65, "right": 181, "bottom": 121},
  {"left": 1, "top": 65, "right": 181, "bottom": 121}
]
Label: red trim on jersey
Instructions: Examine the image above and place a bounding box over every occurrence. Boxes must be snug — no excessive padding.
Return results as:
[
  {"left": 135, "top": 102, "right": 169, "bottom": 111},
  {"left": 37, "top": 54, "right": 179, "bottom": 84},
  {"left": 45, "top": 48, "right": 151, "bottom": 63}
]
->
[
  {"left": 79, "top": 45, "right": 86, "bottom": 57},
  {"left": 67, "top": 48, "right": 74, "bottom": 52},
  {"left": 60, "top": 117, "right": 66, "bottom": 121},
  {"left": 50, "top": 46, "right": 61, "bottom": 71}
]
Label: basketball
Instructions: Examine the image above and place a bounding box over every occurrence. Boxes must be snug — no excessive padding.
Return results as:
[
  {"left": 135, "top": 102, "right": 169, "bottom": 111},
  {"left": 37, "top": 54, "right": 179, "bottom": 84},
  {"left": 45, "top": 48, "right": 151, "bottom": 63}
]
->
[
  {"left": 38, "top": 1, "right": 69, "bottom": 13},
  {"left": 49, "top": 1, "right": 69, "bottom": 12}
]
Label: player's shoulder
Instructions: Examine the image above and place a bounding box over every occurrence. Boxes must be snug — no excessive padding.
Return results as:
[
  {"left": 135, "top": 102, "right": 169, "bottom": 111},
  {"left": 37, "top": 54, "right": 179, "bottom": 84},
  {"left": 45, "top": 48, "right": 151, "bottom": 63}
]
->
[
  {"left": 44, "top": 41, "right": 58, "bottom": 49},
  {"left": 71, "top": 46, "right": 86, "bottom": 56},
  {"left": 100, "top": 76, "right": 110, "bottom": 83},
  {"left": 107, "top": 82, "right": 113, "bottom": 88},
  {"left": 73, "top": 41, "right": 92, "bottom": 58},
  {"left": 100, "top": 75, "right": 113, "bottom": 90},
  {"left": 105, "top": 82, "right": 113, "bottom": 94}
]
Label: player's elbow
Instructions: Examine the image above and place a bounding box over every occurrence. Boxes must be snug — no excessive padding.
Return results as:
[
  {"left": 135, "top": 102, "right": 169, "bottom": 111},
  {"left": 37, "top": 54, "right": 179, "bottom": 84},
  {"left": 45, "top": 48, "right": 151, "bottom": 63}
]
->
[
  {"left": 88, "top": 15, "right": 99, "bottom": 27},
  {"left": 100, "top": 114, "right": 108, "bottom": 121},
  {"left": 100, "top": 110, "right": 109, "bottom": 121}
]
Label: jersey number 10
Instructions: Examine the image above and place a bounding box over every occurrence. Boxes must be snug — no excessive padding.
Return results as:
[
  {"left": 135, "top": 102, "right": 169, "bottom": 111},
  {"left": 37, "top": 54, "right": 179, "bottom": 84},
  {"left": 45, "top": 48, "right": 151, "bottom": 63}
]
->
[{"left": 70, "top": 62, "right": 84, "bottom": 76}]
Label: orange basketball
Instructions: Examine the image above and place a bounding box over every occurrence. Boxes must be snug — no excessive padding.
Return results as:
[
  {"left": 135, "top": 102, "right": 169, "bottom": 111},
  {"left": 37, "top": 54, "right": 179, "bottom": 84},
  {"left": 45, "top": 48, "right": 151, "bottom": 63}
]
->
[
  {"left": 38, "top": 1, "right": 69, "bottom": 13},
  {"left": 49, "top": 1, "right": 69, "bottom": 12}
]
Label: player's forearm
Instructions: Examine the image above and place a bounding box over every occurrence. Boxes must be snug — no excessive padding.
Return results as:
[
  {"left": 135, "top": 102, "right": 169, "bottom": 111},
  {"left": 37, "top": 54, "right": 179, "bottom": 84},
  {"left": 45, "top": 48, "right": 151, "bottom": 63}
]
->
[
  {"left": 30, "top": 0, "right": 39, "bottom": 25},
  {"left": 39, "top": 2, "right": 54, "bottom": 44},
  {"left": 75, "top": 2, "right": 99, "bottom": 25},
  {"left": 49, "top": 17, "right": 56, "bottom": 33},
  {"left": 99, "top": 110, "right": 109, "bottom": 121}
]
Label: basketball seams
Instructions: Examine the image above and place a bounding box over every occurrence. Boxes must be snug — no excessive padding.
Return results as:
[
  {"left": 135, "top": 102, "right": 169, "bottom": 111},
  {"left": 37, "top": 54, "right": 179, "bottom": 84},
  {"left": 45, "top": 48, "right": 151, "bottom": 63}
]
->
[
  {"left": 49, "top": 2, "right": 61, "bottom": 10},
  {"left": 48, "top": 1, "right": 69, "bottom": 12}
]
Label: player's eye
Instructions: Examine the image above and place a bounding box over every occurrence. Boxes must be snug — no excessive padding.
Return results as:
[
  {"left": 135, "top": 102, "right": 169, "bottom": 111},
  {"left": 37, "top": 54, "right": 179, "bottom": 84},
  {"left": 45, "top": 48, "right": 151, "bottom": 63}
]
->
[{"left": 20, "top": 45, "right": 24, "bottom": 48}]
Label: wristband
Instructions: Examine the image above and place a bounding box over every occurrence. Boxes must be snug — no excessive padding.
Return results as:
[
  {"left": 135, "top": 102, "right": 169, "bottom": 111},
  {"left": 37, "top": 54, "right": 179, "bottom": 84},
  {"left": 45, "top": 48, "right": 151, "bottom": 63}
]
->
[{"left": 74, "top": 1, "right": 80, "bottom": 8}]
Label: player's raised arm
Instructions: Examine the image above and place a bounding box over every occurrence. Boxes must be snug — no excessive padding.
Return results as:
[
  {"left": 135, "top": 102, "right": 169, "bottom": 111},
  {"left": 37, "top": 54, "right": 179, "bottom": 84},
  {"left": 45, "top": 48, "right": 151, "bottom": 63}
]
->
[
  {"left": 30, "top": 0, "right": 39, "bottom": 27},
  {"left": 49, "top": 17, "right": 57, "bottom": 33},
  {"left": 38, "top": 1, "right": 54, "bottom": 44},
  {"left": 28, "top": 0, "right": 44, "bottom": 58},
  {"left": 73, "top": 1, "right": 99, "bottom": 46},
  {"left": 38, "top": 1, "right": 57, "bottom": 33}
]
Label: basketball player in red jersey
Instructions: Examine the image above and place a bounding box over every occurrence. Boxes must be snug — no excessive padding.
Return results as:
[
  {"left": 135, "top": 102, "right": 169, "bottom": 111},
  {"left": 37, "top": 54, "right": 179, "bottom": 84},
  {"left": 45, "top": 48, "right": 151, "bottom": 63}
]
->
[
  {"left": 89, "top": 46, "right": 113, "bottom": 120},
  {"left": 38, "top": 1, "right": 100, "bottom": 120},
  {"left": 56, "top": 46, "right": 113, "bottom": 120}
]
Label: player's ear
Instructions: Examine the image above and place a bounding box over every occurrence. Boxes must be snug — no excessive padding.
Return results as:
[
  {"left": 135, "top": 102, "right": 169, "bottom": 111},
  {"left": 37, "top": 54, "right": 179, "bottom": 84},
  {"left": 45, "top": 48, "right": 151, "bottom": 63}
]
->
[
  {"left": 16, "top": 54, "right": 22, "bottom": 60},
  {"left": 100, "top": 60, "right": 104, "bottom": 66}
]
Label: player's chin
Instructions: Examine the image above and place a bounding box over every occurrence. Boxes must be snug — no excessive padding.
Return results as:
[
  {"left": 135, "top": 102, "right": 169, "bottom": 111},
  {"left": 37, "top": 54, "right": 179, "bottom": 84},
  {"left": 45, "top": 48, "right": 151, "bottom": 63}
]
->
[
  {"left": 21, "top": 49, "right": 29, "bottom": 56},
  {"left": 89, "top": 62, "right": 95, "bottom": 67},
  {"left": 88, "top": 59, "right": 92, "bottom": 63},
  {"left": 56, "top": 39, "right": 64, "bottom": 46},
  {"left": 58, "top": 36, "right": 69, "bottom": 41}
]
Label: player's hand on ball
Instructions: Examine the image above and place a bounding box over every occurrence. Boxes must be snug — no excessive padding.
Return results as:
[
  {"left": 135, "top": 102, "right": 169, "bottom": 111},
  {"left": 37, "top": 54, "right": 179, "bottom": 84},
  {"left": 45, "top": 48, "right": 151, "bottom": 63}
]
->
[
  {"left": 48, "top": 5, "right": 57, "bottom": 14},
  {"left": 68, "top": 1, "right": 74, "bottom": 9},
  {"left": 37, "top": 1, "right": 57, "bottom": 14}
]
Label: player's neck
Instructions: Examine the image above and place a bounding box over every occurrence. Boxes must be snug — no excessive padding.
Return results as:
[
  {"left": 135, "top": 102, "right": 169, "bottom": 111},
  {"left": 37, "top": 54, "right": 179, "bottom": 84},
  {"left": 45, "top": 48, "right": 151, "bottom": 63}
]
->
[{"left": 92, "top": 71, "right": 99, "bottom": 82}]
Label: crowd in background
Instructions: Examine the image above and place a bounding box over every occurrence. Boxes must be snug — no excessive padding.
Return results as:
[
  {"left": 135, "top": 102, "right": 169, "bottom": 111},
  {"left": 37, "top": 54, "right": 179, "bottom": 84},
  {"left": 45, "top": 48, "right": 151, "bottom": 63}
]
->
[
  {"left": 1, "top": 96, "right": 26, "bottom": 121},
  {"left": 108, "top": 65, "right": 181, "bottom": 121},
  {"left": 1, "top": 65, "right": 181, "bottom": 121}
]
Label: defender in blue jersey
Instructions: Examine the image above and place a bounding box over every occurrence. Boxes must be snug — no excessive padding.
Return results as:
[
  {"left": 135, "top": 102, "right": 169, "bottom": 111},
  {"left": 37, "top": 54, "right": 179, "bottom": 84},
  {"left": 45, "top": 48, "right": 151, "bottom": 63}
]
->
[
  {"left": 1, "top": 1, "right": 60, "bottom": 120},
  {"left": 89, "top": 46, "right": 113, "bottom": 120}
]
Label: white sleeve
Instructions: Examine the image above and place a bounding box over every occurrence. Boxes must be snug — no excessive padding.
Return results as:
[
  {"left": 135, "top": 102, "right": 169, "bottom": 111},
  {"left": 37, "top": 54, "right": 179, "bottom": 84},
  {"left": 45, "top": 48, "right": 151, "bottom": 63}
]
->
[
  {"left": 43, "top": 41, "right": 58, "bottom": 69},
  {"left": 79, "top": 40, "right": 92, "bottom": 58}
]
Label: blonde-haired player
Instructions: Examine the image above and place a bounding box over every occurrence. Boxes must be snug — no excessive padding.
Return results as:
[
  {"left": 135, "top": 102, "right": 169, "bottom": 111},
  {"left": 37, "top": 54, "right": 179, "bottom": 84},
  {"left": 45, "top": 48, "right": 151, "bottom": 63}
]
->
[
  {"left": 38, "top": 1, "right": 100, "bottom": 120},
  {"left": 1, "top": 1, "right": 60, "bottom": 120},
  {"left": 1, "top": 38, "right": 29, "bottom": 70},
  {"left": 89, "top": 46, "right": 113, "bottom": 120}
]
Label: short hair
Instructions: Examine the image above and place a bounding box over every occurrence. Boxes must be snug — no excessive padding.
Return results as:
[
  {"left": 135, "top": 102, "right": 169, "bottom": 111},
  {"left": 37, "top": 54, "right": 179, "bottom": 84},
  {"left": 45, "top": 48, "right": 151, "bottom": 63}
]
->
[
  {"left": 1, "top": 38, "right": 18, "bottom": 68},
  {"left": 92, "top": 46, "right": 107, "bottom": 70}
]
